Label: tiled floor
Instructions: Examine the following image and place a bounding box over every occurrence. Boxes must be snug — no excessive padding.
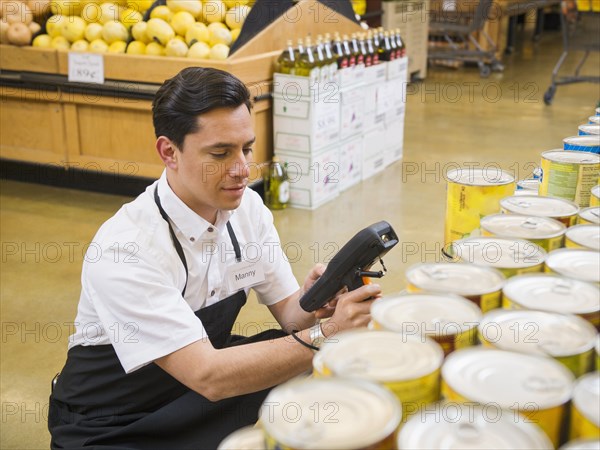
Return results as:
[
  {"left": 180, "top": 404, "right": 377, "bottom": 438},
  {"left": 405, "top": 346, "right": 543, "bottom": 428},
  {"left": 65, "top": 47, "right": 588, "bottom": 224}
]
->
[{"left": 1, "top": 28, "right": 599, "bottom": 448}]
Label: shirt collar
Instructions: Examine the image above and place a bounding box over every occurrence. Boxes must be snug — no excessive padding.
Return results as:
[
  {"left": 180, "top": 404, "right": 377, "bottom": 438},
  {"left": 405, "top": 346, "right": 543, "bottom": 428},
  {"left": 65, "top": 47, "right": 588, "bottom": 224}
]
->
[{"left": 157, "top": 171, "right": 233, "bottom": 242}]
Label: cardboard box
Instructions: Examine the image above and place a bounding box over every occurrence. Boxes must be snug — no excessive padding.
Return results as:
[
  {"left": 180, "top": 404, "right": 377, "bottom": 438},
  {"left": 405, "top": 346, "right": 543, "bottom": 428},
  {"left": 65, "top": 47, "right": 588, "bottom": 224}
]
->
[
  {"left": 339, "top": 135, "right": 364, "bottom": 192},
  {"left": 339, "top": 87, "right": 365, "bottom": 141},
  {"left": 385, "top": 115, "right": 406, "bottom": 166},
  {"left": 362, "top": 125, "right": 388, "bottom": 180},
  {"left": 273, "top": 73, "right": 341, "bottom": 154},
  {"left": 276, "top": 146, "right": 340, "bottom": 210},
  {"left": 363, "top": 64, "right": 389, "bottom": 131}
]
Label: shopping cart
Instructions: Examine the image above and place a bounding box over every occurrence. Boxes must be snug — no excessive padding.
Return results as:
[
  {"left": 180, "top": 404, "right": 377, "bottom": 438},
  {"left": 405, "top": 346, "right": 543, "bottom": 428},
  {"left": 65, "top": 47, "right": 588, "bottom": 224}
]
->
[
  {"left": 427, "top": 0, "right": 504, "bottom": 78},
  {"left": 543, "top": 0, "right": 600, "bottom": 105}
]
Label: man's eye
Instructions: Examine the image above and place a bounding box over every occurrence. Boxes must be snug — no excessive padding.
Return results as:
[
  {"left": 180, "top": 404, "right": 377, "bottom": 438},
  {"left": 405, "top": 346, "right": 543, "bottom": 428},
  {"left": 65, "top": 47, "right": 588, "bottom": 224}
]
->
[
  {"left": 243, "top": 148, "right": 253, "bottom": 155},
  {"left": 211, "top": 153, "right": 227, "bottom": 158}
]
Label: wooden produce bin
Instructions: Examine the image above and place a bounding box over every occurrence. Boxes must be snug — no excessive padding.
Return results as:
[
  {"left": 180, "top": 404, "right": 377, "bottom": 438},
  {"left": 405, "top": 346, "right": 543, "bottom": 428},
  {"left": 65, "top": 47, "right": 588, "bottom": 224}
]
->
[{"left": 1, "top": 0, "right": 362, "bottom": 181}]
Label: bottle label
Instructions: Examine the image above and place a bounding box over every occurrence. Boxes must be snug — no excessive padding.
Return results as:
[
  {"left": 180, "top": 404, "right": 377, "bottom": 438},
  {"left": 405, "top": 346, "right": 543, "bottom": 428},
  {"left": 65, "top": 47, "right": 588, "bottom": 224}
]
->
[
  {"left": 373, "top": 54, "right": 379, "bottom": 65},
  {"left": 357, "top": 55, "right": 364, "bottom": 65},
  {"left": 279, "top": 181, "right": 290, "bottom": 203},
  {"left": 349, "top": 55, "right": 356, "bottom": 66}
]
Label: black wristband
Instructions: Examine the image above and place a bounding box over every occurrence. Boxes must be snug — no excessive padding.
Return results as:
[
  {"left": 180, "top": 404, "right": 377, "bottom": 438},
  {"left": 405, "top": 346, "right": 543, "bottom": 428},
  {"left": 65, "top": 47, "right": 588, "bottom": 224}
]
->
[{"left": 291, "top": 330, "right": 320, "bottom": 351}]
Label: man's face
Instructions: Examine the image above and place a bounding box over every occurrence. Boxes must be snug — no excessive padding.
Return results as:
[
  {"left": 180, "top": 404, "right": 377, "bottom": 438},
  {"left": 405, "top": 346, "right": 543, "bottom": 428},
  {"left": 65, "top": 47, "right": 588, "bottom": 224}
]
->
[{"left": 167, "top": 104, "right": 255, "bottom": 222}]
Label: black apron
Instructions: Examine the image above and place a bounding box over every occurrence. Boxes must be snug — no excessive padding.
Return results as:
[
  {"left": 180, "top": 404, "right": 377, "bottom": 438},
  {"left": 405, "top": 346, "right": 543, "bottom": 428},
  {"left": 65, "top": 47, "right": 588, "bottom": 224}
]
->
[{"left": 49, "top": 187, "right": 286, "bottom": 449}]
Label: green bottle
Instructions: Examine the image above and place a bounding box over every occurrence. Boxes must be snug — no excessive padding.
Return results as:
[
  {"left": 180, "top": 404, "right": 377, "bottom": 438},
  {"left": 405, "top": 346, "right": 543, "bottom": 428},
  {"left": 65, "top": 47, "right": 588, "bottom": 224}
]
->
[
  {"left": 276, "top": 39, "right": 296, "bottom": 74},
  {"left": 265, "top": 156, "right": 290, "bottom": 210}
]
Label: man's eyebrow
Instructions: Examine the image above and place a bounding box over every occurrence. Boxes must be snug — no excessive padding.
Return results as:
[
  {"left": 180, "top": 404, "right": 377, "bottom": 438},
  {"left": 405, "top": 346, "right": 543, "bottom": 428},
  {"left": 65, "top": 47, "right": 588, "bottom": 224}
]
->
[{"left": 204, "top": 137, "right": 256, "bottom": 150}]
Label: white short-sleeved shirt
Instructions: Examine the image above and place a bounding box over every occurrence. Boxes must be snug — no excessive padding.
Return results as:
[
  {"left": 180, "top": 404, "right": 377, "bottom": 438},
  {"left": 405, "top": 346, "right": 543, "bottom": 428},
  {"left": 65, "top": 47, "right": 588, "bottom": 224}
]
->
[{"left": 69, "top": 171, "right": 299, "bottom": 373}]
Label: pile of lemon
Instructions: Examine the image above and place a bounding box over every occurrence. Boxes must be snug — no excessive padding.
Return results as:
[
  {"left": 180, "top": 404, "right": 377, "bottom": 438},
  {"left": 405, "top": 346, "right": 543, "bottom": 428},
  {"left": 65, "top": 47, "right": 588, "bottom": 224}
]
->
[{"left": 31, "top": 0, "right": 252, "bottom": 59}]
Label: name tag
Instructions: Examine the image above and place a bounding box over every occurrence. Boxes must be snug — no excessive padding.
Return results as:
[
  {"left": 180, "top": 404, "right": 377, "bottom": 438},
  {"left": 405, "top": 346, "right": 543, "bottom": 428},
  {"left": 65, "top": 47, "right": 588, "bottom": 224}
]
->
[{"left": 227, "top": 261, "right": 265, "bottom": 292}]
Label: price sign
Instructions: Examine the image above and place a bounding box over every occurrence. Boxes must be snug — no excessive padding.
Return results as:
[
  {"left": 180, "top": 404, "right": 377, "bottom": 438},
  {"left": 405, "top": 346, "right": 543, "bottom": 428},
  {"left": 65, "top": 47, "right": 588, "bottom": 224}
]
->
[{"left": 68, "top": 53, "right": 105, "bottom": 84}]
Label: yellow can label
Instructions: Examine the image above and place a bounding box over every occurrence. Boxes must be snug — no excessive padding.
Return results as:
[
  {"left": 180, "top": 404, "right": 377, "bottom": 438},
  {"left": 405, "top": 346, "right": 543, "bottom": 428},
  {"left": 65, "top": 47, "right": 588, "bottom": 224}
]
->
[
  {"left": 386, "top": 370, "right": 441, "bottom": 421},
  {"left": 570, "top": 403, "right": 600, "bottom": 441},
  {"left": 557, "top": 350, "right": 595, "bottom": 378},
  {"left": 498, "top": 262, "right": 544, "bottom": 279},
  {"left": 476, "top": 291, "right": 502, "bottom": 312},
  {"left": 445, "top": 182, "right": 515, "bottom": 245},
  {"left": 540, "top": 158, "right": 600, "bottom": 208}
]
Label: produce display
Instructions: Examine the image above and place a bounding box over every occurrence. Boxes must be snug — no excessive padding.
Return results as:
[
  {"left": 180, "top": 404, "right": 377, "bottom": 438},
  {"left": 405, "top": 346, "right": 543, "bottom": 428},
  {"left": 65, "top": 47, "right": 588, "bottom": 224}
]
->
[{"left": 0, "top": 0, "right": 252, "bottom": 59}]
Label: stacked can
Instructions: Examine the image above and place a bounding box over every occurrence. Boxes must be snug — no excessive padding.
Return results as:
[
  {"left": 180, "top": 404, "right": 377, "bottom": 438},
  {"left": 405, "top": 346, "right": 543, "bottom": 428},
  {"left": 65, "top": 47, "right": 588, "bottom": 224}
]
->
[
  {"left": 538, "top": 150, "right": 599, "bottom": 208},
  {"left": 218, "top": 426, "right": 266, "bottom": 450},
  {"left": 480, "top": 213, "right": 566, "bottom": 251},
  {"left": 259, "top": 377, "right": 402, "bottom": 450},
  {"left": 441, "top": 348, "right": 574, "bottom": 447},
  {"left": 577, "top": 207, "right": 600, "bottom": 225},
  {"left": 501, "top": 273, "right": 600, "bottom": 328},
  {"left": 445, "top": 237, "right": 547, "bottom": 278},
  {"left": 569, "top": 372, "right": 600, "bottom": 442},
  {"left": 545, "top": 248, "right": 600, "bottom": 286},
  {"left": 591, "top": 185, "right": 600, "bottom": 206},
  {"left": 563, "top": 136, "right": 600, "bottom": 154},
  {"left": 500, "top": 195, "right": 580, "bottom": 227},
  {"left": 444, "top": 167, "right": 515, "bottom": 245},
  {"left": 479, "top": 309, "right": 598, "bottom": 377},
  {"left": 405, "top": 262, "right": 506, "bottom": 312},
  {"left": 316, "top": 330, "right": 444, "bottom": 422},
  {"left": 565, "top": 224, "right": 600, "bottom": 250},
  {"left": 579, "top": 124, "right": 600, "bottom": 136},
  {"left": 370, "top": 293, "right": 482, "bottom": 356}
]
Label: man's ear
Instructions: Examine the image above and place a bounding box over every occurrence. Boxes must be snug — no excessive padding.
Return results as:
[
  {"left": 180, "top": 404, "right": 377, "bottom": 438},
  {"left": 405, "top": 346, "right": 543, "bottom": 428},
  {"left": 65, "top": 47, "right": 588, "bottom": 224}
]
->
[{"left": 156, "top": 136, "right": 179, "bottom": 170}]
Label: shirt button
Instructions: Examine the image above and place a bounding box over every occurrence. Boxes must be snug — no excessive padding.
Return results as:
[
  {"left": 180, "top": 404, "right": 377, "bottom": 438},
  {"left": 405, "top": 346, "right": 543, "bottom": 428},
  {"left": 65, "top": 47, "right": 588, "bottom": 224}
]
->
[
  {"left": 190, "top": 237, "right": 195, "bottom": 242},
  {"left": 207, "top": 227, "right": 214, "bottom": 232},
  {"left": 210, "top": 290, "right": 215, "bottom": 296}
]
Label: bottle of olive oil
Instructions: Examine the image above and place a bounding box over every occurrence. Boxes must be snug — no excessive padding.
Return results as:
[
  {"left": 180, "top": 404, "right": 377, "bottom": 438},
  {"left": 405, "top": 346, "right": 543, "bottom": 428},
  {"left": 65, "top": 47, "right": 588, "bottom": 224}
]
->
[
  {"left": 265, "top": 156, "right": 289, "bottom": 210},
  {"left": 295, "top": 37, "right": 319, "bottom": 81},
  {"left": 276, "top": 39, "right": 296, "bottom": 74}
]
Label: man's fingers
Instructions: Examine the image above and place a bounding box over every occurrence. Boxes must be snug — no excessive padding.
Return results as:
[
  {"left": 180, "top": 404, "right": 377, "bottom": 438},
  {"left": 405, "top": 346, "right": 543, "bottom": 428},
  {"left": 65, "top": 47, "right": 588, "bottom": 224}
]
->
[{"left": 339, "top": 284, "right": 381, "bottom": 304}]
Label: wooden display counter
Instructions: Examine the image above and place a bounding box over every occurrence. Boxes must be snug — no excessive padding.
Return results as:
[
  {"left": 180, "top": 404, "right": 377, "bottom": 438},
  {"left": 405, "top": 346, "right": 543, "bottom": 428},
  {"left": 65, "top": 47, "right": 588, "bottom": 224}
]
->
[{"left": 1, "top": 0, "right": 362, "bottom": 181}]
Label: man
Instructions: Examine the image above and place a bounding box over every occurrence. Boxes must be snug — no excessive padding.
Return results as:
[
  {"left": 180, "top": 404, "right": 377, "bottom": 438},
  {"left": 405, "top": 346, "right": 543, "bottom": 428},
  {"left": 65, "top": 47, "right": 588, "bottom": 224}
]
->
[{"left": 48, "top": 67, "right": 379, "bottom": 449}]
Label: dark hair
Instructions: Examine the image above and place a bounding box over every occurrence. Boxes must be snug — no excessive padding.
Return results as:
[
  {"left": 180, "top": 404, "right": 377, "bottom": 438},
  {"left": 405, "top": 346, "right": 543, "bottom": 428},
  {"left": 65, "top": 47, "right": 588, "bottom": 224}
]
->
[{"left": 152, "top": 67, "right": 251, "bottom": 150}]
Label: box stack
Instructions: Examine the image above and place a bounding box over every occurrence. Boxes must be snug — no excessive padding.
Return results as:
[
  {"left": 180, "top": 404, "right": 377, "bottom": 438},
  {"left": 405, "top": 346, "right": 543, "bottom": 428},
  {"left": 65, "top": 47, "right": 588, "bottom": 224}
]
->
[{"left": 273, "top": 57, "right": 407, "bottom": 210}]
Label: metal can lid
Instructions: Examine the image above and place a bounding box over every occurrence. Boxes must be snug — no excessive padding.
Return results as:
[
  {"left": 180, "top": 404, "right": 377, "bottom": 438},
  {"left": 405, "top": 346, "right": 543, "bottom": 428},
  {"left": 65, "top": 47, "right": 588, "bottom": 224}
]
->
[
  {"left": 217, "top": 426, "right": 265, "bottom": 450},
  {"left": 479, "top": 309, "right": 598, "bottom": 357},
  {"left": 590, "top": 116, "right": 600, "bottom": 125},
  {"left": 572, "top": 372, "right": 600, "bottom": 427},
  {"left": 546, "top": 248, "right": 600, "bottom": 283},
  {"left": 319, "top": 329, "right": 444, "bottom": 382},
  {"left": 561, "top": 439, "right": 600, "bottom": 450},
  {"left": 579, "top": 207, "right": 600, "bottom": 225},
  {"left": 442, "top": 348, "right": 574, "bottom": 409},
  {"left": 481, "top": 213, "right": 566, "bottom": 240},
  {"left": 579, "top": 124, "right": 600, "bottom": 135},
  {"left": 592, "top": 185, "right": 600, "bottom": 199},
  {"left": 406, "top": 262, "right": 506, "bottom": 296},
  {"left": 562, "top": 136, "right": 600, "bottom": 149},
  {"left": 398, "top": 402, "right": 553, "bottom": 450},
  {"left": 446, "top": 167, "right": 515, "bottom": 186},
  {"left": 542, "top": 149, "right": 600, "bottom": 163},
  {"left": 566, "top": 224, "right": 600, "bottom": 251},
  {"left": 371, "top": 293, "right": 482, "bottom": 336},
  {"left": 503, "top": 273, "right": 600, "bottom": 314},
  {"left": 500, "top": 195, "right": 580, "bottom": 218},
  {"left": 517, "top": 178, "right": 541, "bottom": 191},
  {"left": 259, "top": 377, "right": 401, "bottom": 450},
  {"left": 447, "top": 237, "right": 546, "bottom": 269}
]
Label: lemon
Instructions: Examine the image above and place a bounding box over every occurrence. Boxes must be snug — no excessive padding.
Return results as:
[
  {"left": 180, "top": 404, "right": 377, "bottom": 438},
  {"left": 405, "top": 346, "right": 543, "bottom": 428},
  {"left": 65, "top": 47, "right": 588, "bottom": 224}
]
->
[
  {"left": 149, "top": 5, "right": 173, "bottom": 22},
  {"left": 108, "top": 40, "right": 127, "bottom": 53},
  {"left": 208, "top": 26, "right": 231, "bottom": 46},
  {"left": 223, "top": 0, "right": 249, "bottom": 7},
  {"left": 126, "top": 0, "right": 153, "bottom": 13},
  {"left": 165, "top": 38, "right": 188, "bottom": 57},
  {"left": 32, "top": 34, "right": 53, "bottom": 48},
  {"left": 146, "top": 18, "right": 174, "bottom": 46},
  {"left": 185, "top": 22, "right": 209, "bottom": 46},
  {"left": 187, "top": 41, "right": 210, "bottom": 59},
  {"left": 131, "top": 21, "right": 149, "bottom": 43},
  {"left": 102, "top": 20, "right": 128, "bottom": 44},
  {"left": 207, "top": 22, "right": 226, "bottom": 32},
  {"left": 46, "top": 15, "right": 67, "bottom": 38},
  {"left": 98, "top": 2, "right": 124, "bottom": 24},
  {"left": 145, "top": 41, "right": 165, "bottom": 55},
  {"left": 120, "top": 7, "right": 143, "bottom": 29},
  {"left": 50, "top": 35, "right": 71, "bottom": 50},
  {"left": 81, "top": 2, "right": 102, "bottom": 23},
  {"left": 166, "top": 0, "right": 202, "bottom": 19},
  {"left": 89, "top": 38, "right": 109, "bottom": 52},
  {"left": 230, "top": 27, "right": 240, "bottom": 42},
  {"left": 209, "top": 42, "right": 229, "bottom": 60},
  {"left": 84, "top": 22, "right": 103, "bottom": 41},
  {"left": 126, "top": 40, "right": 146, "bottom": 54},
  {"left": 202, "top": 0, "right": 226, "bottom": 23},
  {"left": 225, "top": 5, "right": 250, "bottom": 30},
  {"left": 70, "top": 39, "right": 89, "bottom": 51},
  {"left": 50, "top": 0, "right": 83, "bottom": 16},
  {"left": 61, "top": 15, "right": 86, "bottom": 42},
  {"left": 170, "top": 10, "right": 195, "bottom": 36}
]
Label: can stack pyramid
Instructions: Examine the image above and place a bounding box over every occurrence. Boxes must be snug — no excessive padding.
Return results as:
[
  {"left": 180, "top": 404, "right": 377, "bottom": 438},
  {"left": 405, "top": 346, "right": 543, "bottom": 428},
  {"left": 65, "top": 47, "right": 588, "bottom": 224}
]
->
[{"left": 218, "top": 108, "right": 600, "bottom": 449}]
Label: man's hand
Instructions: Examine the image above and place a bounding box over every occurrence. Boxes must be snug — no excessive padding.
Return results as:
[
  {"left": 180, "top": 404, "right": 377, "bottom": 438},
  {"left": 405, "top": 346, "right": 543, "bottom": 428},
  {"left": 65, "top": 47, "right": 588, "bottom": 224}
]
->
[{"left": 321, "top": 284, "right": 381, "bottom": 337}]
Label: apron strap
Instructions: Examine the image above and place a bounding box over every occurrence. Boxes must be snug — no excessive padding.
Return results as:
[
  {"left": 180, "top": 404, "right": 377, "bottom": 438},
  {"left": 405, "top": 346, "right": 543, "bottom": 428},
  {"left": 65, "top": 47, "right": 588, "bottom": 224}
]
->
[{"left": 153, "top": 185, "right": 243, "bottom": 297}]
